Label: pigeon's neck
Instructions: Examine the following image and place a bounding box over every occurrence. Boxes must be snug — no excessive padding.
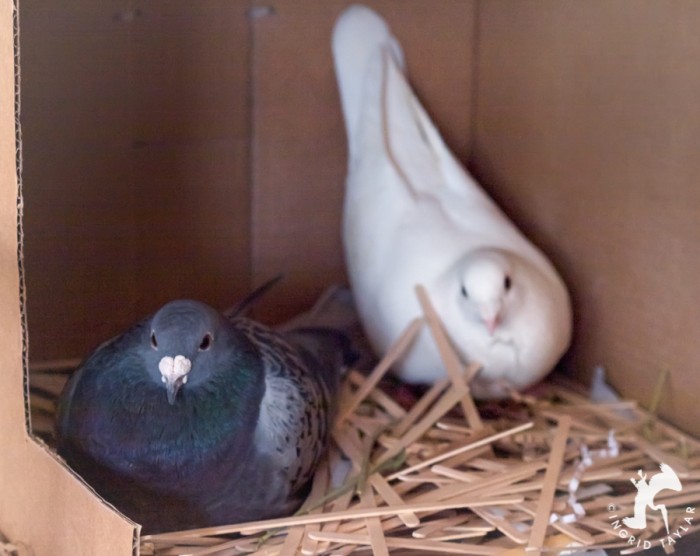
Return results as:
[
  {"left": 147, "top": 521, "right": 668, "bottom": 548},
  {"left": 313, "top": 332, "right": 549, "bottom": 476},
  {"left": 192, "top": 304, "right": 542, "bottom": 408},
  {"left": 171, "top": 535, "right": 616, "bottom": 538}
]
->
[{"left": 104, "top": 346, "right": 266, "bottom": 482}]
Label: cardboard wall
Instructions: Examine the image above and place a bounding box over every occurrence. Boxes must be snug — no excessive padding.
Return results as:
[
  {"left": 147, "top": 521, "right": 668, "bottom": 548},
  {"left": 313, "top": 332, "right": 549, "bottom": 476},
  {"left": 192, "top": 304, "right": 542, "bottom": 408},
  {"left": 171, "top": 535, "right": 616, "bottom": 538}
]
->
[
  {"left": 20, "top": 1, "right": 700, "bottom": 435},
  {"left": 2, "top": 1, "right": 137, "bottom": 554},
  {"left": 21, "top": 0, "right": 475, "bottom": 357},
  {"left": 21, "top": 0, "right": 252, "bottom": 362},
  {"left": 8, "top": 0, "right": 700, "bottom": 553},
  {"left": 472, "top": 0, "right": 700, "bottom": 437}
]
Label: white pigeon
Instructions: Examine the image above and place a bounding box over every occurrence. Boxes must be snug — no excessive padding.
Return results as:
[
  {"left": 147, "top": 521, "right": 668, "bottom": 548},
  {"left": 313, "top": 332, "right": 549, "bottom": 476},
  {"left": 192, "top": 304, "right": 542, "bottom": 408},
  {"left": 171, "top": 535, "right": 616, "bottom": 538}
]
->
[{"left": 332, "top": 4, "right": 572, "bottom": 398}]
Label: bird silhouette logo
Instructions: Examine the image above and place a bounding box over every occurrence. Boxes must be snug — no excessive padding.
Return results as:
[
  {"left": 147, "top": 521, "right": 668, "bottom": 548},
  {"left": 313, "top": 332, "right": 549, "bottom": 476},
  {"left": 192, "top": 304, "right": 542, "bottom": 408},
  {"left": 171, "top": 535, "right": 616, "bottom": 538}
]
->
[{"left": 622, "top": 463, "right": 682, "bottom": 534}]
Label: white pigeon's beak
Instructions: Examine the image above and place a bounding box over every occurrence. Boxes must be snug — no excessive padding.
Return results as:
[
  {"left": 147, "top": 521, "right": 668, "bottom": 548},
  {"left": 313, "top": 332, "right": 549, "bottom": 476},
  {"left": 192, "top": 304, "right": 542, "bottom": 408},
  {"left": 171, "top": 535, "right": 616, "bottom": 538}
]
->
[
  {"left": 479, "top": 306, "right": 501, "bottom": 336},
  {"left": 159, "top": 355, "right": 192, "bottom": 405}
]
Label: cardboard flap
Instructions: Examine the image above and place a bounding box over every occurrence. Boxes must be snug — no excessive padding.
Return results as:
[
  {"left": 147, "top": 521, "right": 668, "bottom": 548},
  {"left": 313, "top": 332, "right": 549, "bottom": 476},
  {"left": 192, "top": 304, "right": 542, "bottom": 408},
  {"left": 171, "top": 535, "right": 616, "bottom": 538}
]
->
[{"left": 1, "top": 1, "right": 138, "bottom": 553}]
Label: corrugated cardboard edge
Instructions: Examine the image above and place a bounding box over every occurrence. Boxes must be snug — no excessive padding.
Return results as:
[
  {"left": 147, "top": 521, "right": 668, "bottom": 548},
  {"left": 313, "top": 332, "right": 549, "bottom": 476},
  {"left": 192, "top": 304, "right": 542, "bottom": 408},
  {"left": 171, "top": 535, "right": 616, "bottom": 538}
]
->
[{"left": 0, "top": 2, "right": 139, "bottom": 554}]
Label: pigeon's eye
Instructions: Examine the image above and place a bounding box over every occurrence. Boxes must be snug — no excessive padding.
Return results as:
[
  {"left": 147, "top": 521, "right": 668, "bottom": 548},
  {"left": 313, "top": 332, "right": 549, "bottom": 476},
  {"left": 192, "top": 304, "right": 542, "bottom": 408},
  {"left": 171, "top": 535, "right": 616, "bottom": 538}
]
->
[
  {"left": 504, "top": 275, "right": 512, "bottom": 291},
  {"left": 460, "top": 285, "right": 468, "bottom": 298},
  {"left": 150, "top": 332, "right": 158, "bottom": 350},
  {"left": 199, "top": 333, "right": 212, "bottom": 351}
]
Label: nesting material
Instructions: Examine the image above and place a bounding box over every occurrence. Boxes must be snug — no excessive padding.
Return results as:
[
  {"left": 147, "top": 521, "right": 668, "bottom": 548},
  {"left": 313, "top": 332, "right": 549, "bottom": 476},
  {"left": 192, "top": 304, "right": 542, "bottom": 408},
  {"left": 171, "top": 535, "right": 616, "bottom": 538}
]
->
[{"left": 30, "top": 287, "right": 700, "bottom": 555}]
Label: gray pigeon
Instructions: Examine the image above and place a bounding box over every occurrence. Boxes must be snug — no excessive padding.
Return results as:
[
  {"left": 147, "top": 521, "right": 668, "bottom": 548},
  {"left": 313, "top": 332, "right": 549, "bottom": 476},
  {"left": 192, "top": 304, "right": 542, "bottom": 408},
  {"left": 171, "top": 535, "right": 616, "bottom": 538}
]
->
[{"left": 56, "top": 299, "right": 351, "bottom": 533}]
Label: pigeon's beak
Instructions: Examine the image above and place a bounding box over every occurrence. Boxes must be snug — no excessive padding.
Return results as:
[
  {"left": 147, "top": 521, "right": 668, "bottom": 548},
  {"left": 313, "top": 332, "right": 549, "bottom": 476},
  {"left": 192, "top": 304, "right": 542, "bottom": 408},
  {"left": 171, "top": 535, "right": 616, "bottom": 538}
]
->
[
  {"left": 165, "top": 376, "right": 186, "bottom": 405},
  {"left": 159, "top": 355, "right": 192, "bottom": 405},
  {"left": 485, "top": 317, "right": 499, "bottom": 336},
  {"left": 479, "top": 307, "right": 501, "bottom": 336}
]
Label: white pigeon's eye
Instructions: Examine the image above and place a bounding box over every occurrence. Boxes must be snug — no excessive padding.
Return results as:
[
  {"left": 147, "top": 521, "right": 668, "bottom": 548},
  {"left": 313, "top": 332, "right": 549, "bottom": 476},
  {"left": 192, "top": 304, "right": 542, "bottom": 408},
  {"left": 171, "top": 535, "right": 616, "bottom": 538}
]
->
[
  {"left": 460, "top": 285, "right": 468, "bottom": 298},
  {"left": 150, "top": 332, "right": 158, "bottom": 350},
  {"left": 199, "top": 333, "right": 213, "bottom": 351},
  {"left": 504, "top": 276, "right": 512, "bottom": 291}
]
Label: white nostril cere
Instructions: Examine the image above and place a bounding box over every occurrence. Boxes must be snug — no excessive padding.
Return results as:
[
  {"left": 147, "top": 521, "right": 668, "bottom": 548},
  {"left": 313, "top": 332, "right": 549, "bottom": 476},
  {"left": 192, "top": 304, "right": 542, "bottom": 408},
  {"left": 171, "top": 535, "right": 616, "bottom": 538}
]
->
[{"left": 158, "top": 355, "right": 192, "bottom": 384}]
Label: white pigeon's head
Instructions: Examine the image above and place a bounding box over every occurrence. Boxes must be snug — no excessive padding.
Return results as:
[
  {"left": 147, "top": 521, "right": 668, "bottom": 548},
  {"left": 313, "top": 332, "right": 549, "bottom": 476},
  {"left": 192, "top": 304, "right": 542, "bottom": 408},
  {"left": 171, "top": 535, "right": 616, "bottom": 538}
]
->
[
  {"left": 456, "top": 249, "right": 516, "bottom": 335},
  {"left": 145, "top": 300, "right": 227, "bottom": 405}
]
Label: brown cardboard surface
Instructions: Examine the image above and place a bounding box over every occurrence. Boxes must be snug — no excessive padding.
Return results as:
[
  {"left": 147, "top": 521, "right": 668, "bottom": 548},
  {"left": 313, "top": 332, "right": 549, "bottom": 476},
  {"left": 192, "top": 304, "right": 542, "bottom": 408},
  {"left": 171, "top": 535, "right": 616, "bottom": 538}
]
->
[
  {"left": 472, "top": 1, "right": 700, "bottom": 436},
  {"left": 21, "top": 0, "right": 476, "bottom": 346},
  {"left": 9, "top": 0, "right": 700, "bottom": 551},
  {"left": 1, "top": 1, "right": 136, "bottom": 554},
  {"left": 21, "top": 0, "right": 252, "bottom": 362},
  {"left": 250, "top": 0, "right": 476, "bottom": 323}
]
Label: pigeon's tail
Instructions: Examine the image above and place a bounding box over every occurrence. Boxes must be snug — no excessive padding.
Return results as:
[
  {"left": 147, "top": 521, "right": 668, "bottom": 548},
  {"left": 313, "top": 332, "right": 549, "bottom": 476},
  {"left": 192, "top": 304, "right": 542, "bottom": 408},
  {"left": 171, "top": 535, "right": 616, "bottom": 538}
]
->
[
  {"left": 223, "top": 274, "right": 284, "bottom": 318},
  {"left": 332, "top": 4, "right": 404, "bottom": 160},
  {"left": 332, "top": 5, "right": 475, "bottom": 200},
  {"left": 278, "top": 285, "right": 376, "bottom": 370},
  {"left": 284, "top": 327, "right": 358, "bottom": 397}
]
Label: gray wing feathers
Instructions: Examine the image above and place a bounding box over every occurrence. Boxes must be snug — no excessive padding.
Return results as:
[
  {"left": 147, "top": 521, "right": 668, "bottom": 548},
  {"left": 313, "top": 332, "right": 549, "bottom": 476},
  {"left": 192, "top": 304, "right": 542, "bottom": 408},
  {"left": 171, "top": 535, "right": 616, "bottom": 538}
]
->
[{"left": 233, "top": 319, "right": 332, "bottom": 493}]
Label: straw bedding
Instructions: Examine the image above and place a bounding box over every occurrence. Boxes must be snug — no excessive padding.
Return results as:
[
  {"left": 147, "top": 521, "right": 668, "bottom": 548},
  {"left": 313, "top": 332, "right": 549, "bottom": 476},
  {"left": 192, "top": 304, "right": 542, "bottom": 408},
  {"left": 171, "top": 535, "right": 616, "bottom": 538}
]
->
[{"left": 29, "top": 287, "right": 700, "bottom": 555}]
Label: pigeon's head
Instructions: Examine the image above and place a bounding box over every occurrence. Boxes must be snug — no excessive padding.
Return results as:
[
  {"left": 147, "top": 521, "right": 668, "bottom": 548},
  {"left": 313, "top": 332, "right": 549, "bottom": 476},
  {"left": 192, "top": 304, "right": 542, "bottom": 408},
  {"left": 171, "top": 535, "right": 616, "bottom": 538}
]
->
[
  {"left": 456, "top": 250, "right": 515, "bottom": 335},
  {"left": 145, "top": 300, "right": 227, "bottom": 404}
]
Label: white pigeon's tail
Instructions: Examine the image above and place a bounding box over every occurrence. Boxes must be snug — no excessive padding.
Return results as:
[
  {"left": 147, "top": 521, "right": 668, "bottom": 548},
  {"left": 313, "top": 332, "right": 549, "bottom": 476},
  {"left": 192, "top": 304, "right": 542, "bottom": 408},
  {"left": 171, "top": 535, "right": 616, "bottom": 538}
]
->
[
  {"left": 332, "top": 5, "right": 404, "bottom": 159},
  {"left": 332, "top": 5, "right": 486, "bottom": 203}
]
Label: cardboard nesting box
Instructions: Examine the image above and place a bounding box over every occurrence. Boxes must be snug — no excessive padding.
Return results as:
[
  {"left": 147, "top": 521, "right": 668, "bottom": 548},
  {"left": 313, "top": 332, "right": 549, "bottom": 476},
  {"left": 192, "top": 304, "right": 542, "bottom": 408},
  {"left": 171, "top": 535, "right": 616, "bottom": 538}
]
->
[{"left": 3, "top": 0, "right": 700, "bottom": 554}]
